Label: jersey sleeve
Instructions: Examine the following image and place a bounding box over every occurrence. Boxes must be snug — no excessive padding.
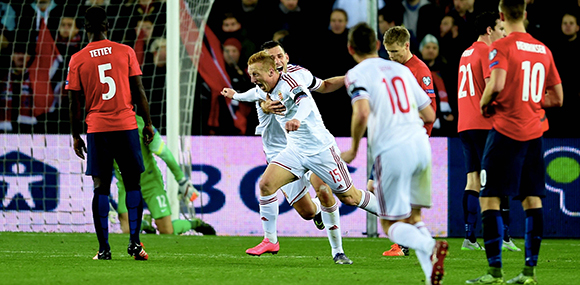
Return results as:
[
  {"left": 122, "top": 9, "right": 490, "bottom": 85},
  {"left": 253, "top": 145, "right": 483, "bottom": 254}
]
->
[
  {"left": 345, "top": 70, "right": 370, "bottom": 104},
  {"left": 65, "top": 56, "right": 81, "bottom": 91},
  {"left": 233, "top": 87, "right": 262, "bottom": 102},
  {"left": 127, "top": 46, "right": 142, "bottom": 77},
  {"left": 488, "top": 41, "right": 507, "bottom": 72},
  {"left": 408, "top": 70, "right": 431, "bottom": 110},
  {"left": 417, "top": 68, "right": 435, "bottom": 98}
]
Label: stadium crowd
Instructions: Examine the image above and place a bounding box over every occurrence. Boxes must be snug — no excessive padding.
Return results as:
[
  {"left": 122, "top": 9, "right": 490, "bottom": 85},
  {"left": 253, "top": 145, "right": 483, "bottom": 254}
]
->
[{"left": 0, "top": 0, "right": 579, "bottom": 138}]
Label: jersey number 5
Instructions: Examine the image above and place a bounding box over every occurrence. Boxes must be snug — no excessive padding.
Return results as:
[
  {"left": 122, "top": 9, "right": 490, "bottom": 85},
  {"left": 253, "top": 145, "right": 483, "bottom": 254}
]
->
[
  {"left": 458, "top": 63, "right": 475, "bottom": 98},
  {"left": 521, "top": 61, "right": 545, "bottom": 103},
  {"left": 98, "top": 63, "right": 117, "bottom": 100},
  {"left": 383, "top": 76, "right": 410, "bottom": 114}
]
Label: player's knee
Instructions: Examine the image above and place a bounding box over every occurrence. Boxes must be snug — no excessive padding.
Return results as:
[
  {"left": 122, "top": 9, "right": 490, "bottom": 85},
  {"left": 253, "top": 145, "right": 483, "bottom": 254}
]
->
[
  {"left": 258, "top": 179, "right": 276, "bottom": 196},
  {"left": 93, "top": 184, "right": 111, "bottom": 196}
]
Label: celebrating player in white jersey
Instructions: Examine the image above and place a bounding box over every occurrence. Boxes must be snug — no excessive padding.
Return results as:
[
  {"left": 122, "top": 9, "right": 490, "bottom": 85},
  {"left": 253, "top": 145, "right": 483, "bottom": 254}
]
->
[
  {"left": 220, "top": 42, "right": 357, "bottom": 264},
  {"left": 342, "top": 22, "right": 448, "bottom": 285},
  {"left": 223, "top": 50, "right": 379, "bottom": 261}
]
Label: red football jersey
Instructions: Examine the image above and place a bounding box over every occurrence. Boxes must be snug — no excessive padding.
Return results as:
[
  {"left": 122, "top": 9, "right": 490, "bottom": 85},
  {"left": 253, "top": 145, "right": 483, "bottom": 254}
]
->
[
  {"left": 457, "top": 41, "right": 493, "bottom": 132},
  {"left": 66, "top": 39, "right": 142, "bottom": 133},
  {"left": 404, "top": 55, "right": 436, "bottom": 136},
  {"left": 488, "top": 32, "right": 561, "bottom": 141}
]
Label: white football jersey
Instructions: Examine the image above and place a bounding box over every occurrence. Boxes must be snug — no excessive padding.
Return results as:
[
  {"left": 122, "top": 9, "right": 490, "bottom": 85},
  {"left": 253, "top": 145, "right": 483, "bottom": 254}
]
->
[
  {"left": 345, "top": 57, "right": 431, "bottom": 159},
  {"left": 270, "top": 71, "right": 334, "bottom": 156},
  {"left": 234, "top": 65, "right": 325, "bottom": 161}
]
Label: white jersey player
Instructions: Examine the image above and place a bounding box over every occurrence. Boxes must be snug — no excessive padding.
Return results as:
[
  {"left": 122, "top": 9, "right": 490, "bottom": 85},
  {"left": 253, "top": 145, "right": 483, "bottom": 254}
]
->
[
  {"left": 221, "top": 42, "right": 354, "bottom": 264},
  {"left": 342, "top": 23, "right": 448, "bottom": 285}
]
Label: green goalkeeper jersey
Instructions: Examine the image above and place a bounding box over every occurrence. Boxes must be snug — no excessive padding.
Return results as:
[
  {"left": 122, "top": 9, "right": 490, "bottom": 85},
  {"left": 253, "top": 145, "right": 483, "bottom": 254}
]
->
[{"left": 115, "top": 115, "right": 164, "bottom": 193}]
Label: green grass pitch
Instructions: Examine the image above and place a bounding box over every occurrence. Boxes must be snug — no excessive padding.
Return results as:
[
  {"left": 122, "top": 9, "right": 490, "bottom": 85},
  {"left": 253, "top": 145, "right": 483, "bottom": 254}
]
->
[{"left": 0, "top": 232, "right": 578, "bottom": 284}]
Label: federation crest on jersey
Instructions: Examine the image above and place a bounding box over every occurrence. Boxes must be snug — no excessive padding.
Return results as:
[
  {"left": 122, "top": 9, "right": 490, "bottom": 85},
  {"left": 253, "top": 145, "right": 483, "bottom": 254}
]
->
[
  {"left": 422, "top": 76, "right": 431, "bottom": 86},
  {"left": 277, "top": 90, "right": 283, "bottom": 101},
  {"left": 489, "top": 49, "right": 498, "bottom": 61}
]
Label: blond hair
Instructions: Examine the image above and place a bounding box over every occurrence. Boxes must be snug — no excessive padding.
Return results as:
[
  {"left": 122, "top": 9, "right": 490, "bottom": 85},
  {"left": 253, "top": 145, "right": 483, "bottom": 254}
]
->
[
  {"left": 383, "top": 26, "right": 410, "bottom": 46},
  {"left": 247, "top": 50, "right": 276, "bottom": 71}
]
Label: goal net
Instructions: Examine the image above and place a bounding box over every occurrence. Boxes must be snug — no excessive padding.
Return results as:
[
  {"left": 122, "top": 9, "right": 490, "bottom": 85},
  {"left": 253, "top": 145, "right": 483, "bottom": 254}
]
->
[{"left": 0, "top": 0, "right": 213, "bottom": 232}]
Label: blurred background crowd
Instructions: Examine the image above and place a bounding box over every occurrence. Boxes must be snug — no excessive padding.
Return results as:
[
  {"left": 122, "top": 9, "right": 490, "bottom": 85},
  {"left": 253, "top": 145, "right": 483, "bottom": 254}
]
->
[{"left": 0, "top": 0, "right": 579, "bottom": 138}]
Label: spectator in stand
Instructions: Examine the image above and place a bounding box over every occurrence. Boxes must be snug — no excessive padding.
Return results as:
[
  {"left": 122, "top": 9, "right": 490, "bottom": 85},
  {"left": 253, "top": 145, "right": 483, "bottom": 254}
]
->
[
  {"left": 447, "top": 0, "right": 477, "bottom": 43},
  {"left": 222, "top": 38, "right": 256, "bottom": 135},
  {"left": 419, "top": 34, "right": 456, "bottom": 137},
  {"left": 401, "top": 0, "right": 443, "bottom": 54},
  {"left": 377, "top": 3, "right": 404, "bottom": 59},
  {"left": 332, "top": 0, "right": 385, "bottom": 28},
  {"left": 311, "top": 8, "right": 356, "bottom": 137},
  {"left": 546, "top": 11, "right": 580, "bottom": 138},
  {"left": 114, "top": 0, "right": 166, "bottom": 45},
  {"left": 270, "top": 0, "right": 311, "bottom": 65},
  {"left": 438, "top": 13, "right": 466, "bottom": 119},
  {"left": 0, "top": 2, "right": 16, "bottom": 33},
  {"left": 133, "top": 16, "right": 155, "bottom": 67},
  {"left": 218, "top": 12, "right": 256, "bottom": 66},
  {"left": 44, "top": 8, "right": 85, "bottom": 134},
  {"left": 0, "top": 44, "right": 31, "bottom": 132},
  {"left": 141, "top": 37, "right": 168, "bottom": 133}
]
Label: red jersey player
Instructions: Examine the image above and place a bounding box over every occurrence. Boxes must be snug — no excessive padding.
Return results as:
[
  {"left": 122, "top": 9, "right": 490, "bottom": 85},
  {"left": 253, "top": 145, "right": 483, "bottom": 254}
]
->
[
  {"left": 467, "top": 0, "right": 563, "bottom": 284},
  {"left": 457, "top": 11, "right": 521, "bottom": 253},
  {"left": 380, "top": 25, "right": 436, "bottom": 257},
  {"left": 66, "top": 6, "right": 154, "bottom": 261},
  {"left": 383, "top": 26, "right": 436, "bottom": 136}
]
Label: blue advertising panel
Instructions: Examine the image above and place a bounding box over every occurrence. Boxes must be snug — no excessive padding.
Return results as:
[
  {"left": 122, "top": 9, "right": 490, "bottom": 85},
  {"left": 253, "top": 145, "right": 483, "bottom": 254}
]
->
[{"left": 448, "top": 137, "right": 580, "bottom": 238}]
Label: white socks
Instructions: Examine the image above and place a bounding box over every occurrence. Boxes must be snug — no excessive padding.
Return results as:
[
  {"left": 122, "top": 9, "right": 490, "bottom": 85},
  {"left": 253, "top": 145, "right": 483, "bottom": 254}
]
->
[
  {"left": 357, "top": 189, "right": 379, "bottom": 216},
  {"left": 321, "top": 202, "right": 343, "bottom": 257},
  {"left": 388, "top": 222, "right": 435, "bottom": 280},
  {"left": 259, "top": 193, "right": 279, "bottom": 244}
]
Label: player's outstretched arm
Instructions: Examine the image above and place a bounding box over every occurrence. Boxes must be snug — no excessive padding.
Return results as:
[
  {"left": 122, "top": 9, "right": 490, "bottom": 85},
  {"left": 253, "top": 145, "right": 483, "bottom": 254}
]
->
[
  {"left": 316, "top": 76, "right": 346, "bottom": 93},
  {"left": 130, "top": 75, "right": 154, "bottom": 145},
  {"left": 543, "top": 84, "right": 564, "bottom": 108},
  {"left": 342, "top": 99, "right": 370, "bottom": 163},
  {"left": 221, "top": 87, "right": 261, "bottom": 102},
  {"left": 68, "top": 90, "right": 87, "bottom": 159}
]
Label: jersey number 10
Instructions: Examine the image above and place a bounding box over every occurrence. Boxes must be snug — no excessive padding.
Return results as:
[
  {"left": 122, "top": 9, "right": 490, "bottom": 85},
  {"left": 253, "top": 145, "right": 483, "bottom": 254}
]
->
[
  {"left": 98, "top": 63, "right": 117, "bottom": 100},
  {"left": 521, "top": 61, "right": 545, "bottom": 103},
  {"left": 383, "top": 76, "right": 410, "bottom": 114}
]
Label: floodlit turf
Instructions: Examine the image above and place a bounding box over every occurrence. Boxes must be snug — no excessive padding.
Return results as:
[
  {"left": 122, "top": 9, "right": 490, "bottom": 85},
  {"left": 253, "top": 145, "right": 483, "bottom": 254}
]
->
[{"left": 0, "top": 232, "right": 578, "bottom": 285}]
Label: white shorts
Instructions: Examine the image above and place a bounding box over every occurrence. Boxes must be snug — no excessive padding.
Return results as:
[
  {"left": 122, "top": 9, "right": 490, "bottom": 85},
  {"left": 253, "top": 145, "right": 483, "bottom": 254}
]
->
[
  {"left": 272, "top": 144, "right": 353, "bottom": 194},
  {"left": 280, "top": 171, "right": 312, "bottom": 205},
  {"left": 373, "top": 137, "right": 432, "bottom": 220}
]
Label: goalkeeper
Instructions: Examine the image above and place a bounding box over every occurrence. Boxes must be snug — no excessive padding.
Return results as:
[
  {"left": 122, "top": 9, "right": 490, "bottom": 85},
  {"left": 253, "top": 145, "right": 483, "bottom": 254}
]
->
[{"left": 115, "top": 115, "right": 215, "bottom": 235}]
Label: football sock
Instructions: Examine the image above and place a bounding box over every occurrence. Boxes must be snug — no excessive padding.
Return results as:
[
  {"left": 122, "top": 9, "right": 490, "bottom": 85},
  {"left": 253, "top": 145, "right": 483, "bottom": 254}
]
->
[
  {"left": 525, "top": 208, "right": 543, "bottom": 267},
  {"left": 463, "top": 190, "right": 479, "bottom": 242},
  {"left": 150, "top": 135, "right": 185, "bottom": 182},
  {"left": 357, "top": 189, "right": 378, "bottom": 216},
  {"left": 414, "top": 221, "right": 432, "bottom": 237},
  {"left": 482, "top": 210, "right": 503, "bottom": 268},
  {"left": 260, "top": 193, "right": 279, "bottom": 244},
  {"left": 92, "top": 193, "right": 110, "bottom": 252},
  {"left": 500, "top": 196, "right": 511, "bottom": 241},
  {"left": 172, "top": 219, "right": 193, "bottom": 235},
  {"left": 413, "top": 221, "right": 434, "bottom": 280},
  {"left": 126, "top": 190, "right": 144, "bottom": 244},
  {"left": 321, "top": 202, "right": 343, "bottom": 257},
  {"left": 311, "top": 196, "right": 321, "bottom": 214},
  {"left": 388, "top": 222, "right": 435, "bottom": 277}
]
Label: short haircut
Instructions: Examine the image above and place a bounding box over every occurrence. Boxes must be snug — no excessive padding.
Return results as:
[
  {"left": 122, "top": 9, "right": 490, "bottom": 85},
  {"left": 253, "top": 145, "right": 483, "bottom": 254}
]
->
[
  {"left": 260, "top": 40, "right": 285, "bottom": 52},
  {"left": 348, "top": 22, "right": 377, "bottom": 55},
  {"left": 383, "top": 26, "right": 410, "bottom": 46},
  {"left": 247, "top": 50, "right": 276, "bottom": 71},
  {"left": 331, "top": 8, "right": 348, "bottom": 22},
  {"left": 499, "top": 0, "right": 526, "bottom": 22},
  {"left": 475, "top": 11, "right": 500, "bottom": 36},
  {"left": 84, "top": 6, "right": 108, "bottom": 33}
]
